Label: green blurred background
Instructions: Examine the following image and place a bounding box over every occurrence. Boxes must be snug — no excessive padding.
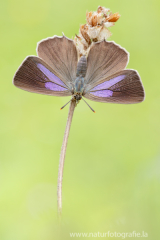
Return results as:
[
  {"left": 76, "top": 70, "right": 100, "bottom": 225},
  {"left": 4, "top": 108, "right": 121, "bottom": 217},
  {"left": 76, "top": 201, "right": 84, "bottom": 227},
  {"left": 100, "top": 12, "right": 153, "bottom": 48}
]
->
[{"left": 1, "top": 0, "right": 160, "bottom": 239}]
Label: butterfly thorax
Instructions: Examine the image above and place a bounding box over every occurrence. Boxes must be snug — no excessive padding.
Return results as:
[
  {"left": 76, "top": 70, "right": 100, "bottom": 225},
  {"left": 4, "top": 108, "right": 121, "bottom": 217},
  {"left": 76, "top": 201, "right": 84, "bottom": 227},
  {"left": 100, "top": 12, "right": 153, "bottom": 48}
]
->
[
  {"left": 73, "top": 55, "right": 87, "bottom": 103},
  {"left": 73, "top": 76, "right": 84, "bottom": 102}
]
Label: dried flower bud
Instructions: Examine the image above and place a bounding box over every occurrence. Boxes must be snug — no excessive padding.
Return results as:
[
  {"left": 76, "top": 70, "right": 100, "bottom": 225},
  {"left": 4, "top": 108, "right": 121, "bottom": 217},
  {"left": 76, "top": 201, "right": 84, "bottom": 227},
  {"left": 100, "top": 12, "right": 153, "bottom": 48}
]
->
[
  {"left": 97, "top": 6, "right": 103, "bottom": 14},
  {"left": 80, "top": 25, "right": 91, "bottom": 45},
  {"left": 86, "top": 11, "right": 93, "bottom": 25},
  {"left": 88, "top": 26, "right": 102, "bottom": 40},
  {"left": 104, "top": 22, "right": 115, "bottom": 28},
  {"left": 74, "top": 36, "right": 88, "bottom": 57},
  {"left": 97, "top": 6, "right": 110, "bottom": 17},
  {"left": 98, "top": 27, "right": 112, "bottom": 41},
  {"left": 106, "top": 12, "right": 120, "bottom": 22},
  {"left": 97, "top": 13, "right": 104, "bottom": 25},
  {"left": 92, "top": 14, "right": 98, "bottom": 26}
]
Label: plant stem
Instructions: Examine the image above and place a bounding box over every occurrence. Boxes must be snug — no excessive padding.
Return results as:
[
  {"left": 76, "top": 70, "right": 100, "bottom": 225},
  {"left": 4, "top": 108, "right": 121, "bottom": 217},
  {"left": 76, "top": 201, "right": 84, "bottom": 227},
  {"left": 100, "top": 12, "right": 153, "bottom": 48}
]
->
[{"left": 57, "top": 99, "right": 76, "bottom": 215}]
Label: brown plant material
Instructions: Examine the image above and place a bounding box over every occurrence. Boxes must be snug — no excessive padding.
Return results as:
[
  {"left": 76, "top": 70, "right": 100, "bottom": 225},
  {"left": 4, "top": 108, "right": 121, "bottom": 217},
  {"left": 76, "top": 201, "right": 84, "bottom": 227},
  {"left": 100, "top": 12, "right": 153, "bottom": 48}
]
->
[
  {"left": 80, "top": 25, "right": 91, "bottom": 45},
  {"left": 86, "top": 11, "right": 93, "bottom": 25},
  {"left": 97, "top": 6, "right": 110, "bottom": 17},
  {"left": 106, "top": 12, "right": 120, "bottom": 22},
  {"left": 92, "top": 14, "right": 98, "bottom": 26},
  {"left": 74, "top": 6, "right": 120, "bottom": 58}
]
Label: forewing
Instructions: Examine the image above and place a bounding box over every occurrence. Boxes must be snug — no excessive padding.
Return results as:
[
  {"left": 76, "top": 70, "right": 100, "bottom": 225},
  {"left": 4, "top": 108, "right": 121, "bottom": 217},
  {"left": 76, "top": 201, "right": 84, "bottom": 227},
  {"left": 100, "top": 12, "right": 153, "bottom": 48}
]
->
[
  {"left": 13, "top": 56, "right": 72, "bottom": 96},
  {"left": 84, "top": 70, "right": 145, "bottom": 104},
  {"left": 84, "top": 40, "right": 128, "bottom": 87},
  {"left": 37, "top": 35, "right": 78, "bottom": 88}
]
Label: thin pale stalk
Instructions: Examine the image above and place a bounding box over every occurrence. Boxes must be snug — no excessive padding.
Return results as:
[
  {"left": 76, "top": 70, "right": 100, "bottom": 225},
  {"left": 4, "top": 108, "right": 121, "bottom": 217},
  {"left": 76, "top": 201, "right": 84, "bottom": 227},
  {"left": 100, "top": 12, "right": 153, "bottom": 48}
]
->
[{"left": 57, "top": 99, "right": 76, "bottom": 215}]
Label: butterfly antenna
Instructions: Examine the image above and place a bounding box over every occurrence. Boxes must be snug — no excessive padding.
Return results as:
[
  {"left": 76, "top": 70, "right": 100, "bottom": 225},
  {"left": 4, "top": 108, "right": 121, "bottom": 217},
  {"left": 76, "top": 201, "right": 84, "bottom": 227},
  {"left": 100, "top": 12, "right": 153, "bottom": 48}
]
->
[
  {"left": 82, "top": 98, "right": 95, "bottom": 113},
  {"left": 60, "top": 99, "right": 72, "bottom": 110}
]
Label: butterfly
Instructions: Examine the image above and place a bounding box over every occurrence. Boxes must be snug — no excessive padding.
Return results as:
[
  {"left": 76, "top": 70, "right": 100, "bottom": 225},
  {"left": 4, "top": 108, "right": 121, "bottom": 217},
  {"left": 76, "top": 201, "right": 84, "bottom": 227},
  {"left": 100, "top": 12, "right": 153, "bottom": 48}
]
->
[{"left": 13, "top": 35, "right": 145, "bottom": 111}]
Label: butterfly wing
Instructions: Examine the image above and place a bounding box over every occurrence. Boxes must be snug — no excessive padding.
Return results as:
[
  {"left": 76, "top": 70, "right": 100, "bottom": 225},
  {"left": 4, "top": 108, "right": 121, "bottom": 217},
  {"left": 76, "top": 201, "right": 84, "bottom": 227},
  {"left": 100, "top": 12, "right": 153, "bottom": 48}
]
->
[
  {"left": 84, "top": 40, "right": 129, "bottom": 87},
  {"left": 13, "top": 56, "right": 72, "bottom": 96},
  {"left": 83, "top": 70, "right": 145, "bottom": 104},
  {"left": 37, "top": 35, "right": 78, "bottom": 89}
]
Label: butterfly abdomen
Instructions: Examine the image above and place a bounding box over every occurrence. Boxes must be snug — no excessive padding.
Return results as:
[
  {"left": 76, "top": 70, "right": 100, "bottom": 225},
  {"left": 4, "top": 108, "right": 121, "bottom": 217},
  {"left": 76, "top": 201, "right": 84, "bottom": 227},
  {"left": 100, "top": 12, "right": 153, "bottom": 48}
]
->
[{"left": 76, "top": 56, "right": 87, "bottom": 78}]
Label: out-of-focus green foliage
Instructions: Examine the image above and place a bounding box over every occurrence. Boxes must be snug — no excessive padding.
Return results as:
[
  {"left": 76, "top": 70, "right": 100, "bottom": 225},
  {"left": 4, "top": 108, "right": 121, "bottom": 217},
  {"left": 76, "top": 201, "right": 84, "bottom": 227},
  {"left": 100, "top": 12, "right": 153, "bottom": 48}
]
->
[{"left": 0, "top": 0, "right": 160, "bottom": 239}]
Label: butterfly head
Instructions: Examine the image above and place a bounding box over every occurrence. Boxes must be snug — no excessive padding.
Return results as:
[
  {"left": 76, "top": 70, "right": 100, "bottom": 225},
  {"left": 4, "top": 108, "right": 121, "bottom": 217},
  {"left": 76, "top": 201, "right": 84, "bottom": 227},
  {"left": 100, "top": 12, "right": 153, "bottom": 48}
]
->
[{"left": 73, "top": 93, "right": 82, "bottom": 104}]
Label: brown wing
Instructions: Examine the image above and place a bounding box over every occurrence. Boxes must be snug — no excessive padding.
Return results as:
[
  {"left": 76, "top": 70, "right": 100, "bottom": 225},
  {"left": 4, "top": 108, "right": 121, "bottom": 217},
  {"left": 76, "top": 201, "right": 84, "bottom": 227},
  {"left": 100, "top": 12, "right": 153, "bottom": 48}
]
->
[
  {"left": 84, "top": 40, "right": 129, "bottom": 88},
  {"left": 13, "top": 56, "right": 72, "bottom": 96},
  {"left": 37, "top": 35, "right": 78, "bottom": 89},
  {"left": 84, "top": 70, "right": 145, "bottom": 104}
]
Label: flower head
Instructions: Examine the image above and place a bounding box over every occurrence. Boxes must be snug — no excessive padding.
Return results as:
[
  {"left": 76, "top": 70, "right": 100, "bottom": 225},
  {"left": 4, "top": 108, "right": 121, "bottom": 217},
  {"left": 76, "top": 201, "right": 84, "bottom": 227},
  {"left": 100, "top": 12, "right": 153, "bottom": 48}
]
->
[{"left": 74, "top": 6, "right": 120, "bottom": 58}]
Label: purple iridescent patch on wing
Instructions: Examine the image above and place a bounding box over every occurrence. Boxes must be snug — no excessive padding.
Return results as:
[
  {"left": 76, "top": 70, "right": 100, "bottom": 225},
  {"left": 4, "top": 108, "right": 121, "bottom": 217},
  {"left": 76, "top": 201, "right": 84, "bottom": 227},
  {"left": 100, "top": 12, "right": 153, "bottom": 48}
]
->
[
  {"left": 91, "top": 75, "right": 126, "bottom": 91},
  {"left": 37, "top": 63, "right": 67, "bottom": 87},
  {"left": 45, "top": 82, "right": 67, "bottom": 91},
  {"left": 91, "top": 90, "right": 113, "bottom": 97}
]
